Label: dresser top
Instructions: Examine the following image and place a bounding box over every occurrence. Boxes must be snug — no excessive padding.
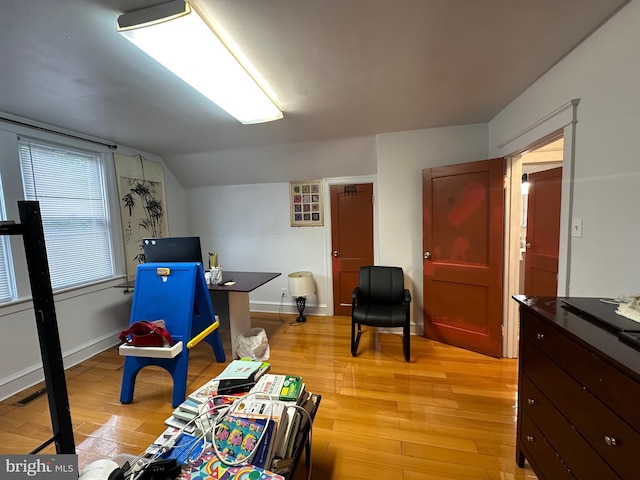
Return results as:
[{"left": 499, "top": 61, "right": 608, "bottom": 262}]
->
[{"left": 513, "top": 295, "right": 640, "bottom": 379}]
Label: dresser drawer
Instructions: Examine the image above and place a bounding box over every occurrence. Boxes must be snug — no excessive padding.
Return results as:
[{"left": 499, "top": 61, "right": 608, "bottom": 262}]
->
[
  {"left": 521, "top": 309, "right": 640, "bottom": 431},
  {"left": 520, "top": 413, "right": 575, "bottom": 480},
  {"left": 520, "top": 375, "right": 620, "bottom": 480},
  {"left": 523, "top": 339, "right": 640, "bottom": 479}
]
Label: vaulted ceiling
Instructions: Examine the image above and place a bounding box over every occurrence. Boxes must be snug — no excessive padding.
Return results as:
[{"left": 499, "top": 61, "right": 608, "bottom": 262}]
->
[{"left": 0, "top": 0, "right": 628, "bottom": 163}]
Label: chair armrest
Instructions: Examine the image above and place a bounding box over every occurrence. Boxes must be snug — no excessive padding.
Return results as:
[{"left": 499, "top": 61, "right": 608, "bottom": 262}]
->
[
  {"left": 403, "top": 289, "right": 411, "bottom": 304},
  {"left": 352, "top": 287, "right": 361, "bottom": 307}
]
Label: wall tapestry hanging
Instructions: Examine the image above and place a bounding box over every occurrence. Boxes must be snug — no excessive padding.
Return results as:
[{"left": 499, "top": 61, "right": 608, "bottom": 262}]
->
[
  {"left": 290, "top": 179, "right": 323, "bottom": 227},
  {"left": 114, "top": 153, "right": 169, "bottom": 280}
]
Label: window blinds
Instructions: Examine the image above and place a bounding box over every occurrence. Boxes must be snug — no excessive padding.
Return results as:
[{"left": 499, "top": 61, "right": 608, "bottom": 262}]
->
[{"left": 18, "top": 139, "right": 114, "bottom": 291}]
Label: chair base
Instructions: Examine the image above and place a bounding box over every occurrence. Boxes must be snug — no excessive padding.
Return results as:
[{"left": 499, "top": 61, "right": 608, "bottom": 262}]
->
[
  {"left": 351, "top": 323, "right": 410, "bottom": 362},
  {"left": 120, "top": 353, "right": 189, "bottom": 408}
]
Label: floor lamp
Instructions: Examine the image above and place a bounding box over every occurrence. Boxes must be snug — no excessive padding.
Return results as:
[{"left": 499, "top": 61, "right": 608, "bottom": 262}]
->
[{"left": 288, "top": 271, "right": 316, "bottom": 324}]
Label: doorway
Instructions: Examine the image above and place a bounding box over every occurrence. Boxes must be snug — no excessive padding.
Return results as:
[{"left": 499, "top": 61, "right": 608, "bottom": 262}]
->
[
  {"left": 517, "top": 137, "right": 563, "bottom": 295},
  {"left": 503, "top": 135, "right": 565, "bottom": 357}
]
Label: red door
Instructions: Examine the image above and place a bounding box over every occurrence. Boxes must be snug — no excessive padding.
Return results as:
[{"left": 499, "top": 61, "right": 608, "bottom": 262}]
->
[
  {"left": 524, "top": 167, "right": 562, "bottom": 296},
  {"left": 422, "top": 158, "right": 504, "bottom": 358},
  {"left": 331, "top": 183, "right": 374, "bottom": 316}
]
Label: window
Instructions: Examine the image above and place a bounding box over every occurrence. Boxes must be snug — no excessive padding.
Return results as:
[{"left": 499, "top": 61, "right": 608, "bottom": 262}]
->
[
  {"left": 18, "top": 138, "right": 114, "bottom": 290},
  {"left": 0, "top": 177, "right": 16, "bottom": 303}
]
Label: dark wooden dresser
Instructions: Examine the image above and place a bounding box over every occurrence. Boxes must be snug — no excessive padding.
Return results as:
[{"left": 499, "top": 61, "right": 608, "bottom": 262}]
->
[{"left": 513, "top": 296, "right": 640, "bottom": 480}]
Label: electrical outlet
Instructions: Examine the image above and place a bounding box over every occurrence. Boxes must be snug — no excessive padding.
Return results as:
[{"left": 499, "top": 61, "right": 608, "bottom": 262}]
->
[{"left": 281, "top": 288, "right": 287, "bottom": 297}]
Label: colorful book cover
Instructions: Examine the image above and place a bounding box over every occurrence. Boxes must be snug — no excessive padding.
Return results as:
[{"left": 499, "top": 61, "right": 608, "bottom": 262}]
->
[
  {"left": 188, "top": 379, "right": 221, "bottom": 404},
  {"left": 214, "top": 414, "right": 268, "bottom": 462},
  {"left": 279, "top": 377, "right": 303, "bottom": 402},
  {"left": 251, "top": 374, "right": 303, "bottom": 402},
  {"left": 177, "top": 451, "right": 284, "bottom": 480},
  {"left": 229, "top": 398, "right": 289, "bottom": 459}
]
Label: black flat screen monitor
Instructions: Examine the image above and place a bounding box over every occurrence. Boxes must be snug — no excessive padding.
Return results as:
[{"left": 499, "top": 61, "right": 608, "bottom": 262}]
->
[{"left": 142, "top": 236, "right": 203, "bottom": 265}]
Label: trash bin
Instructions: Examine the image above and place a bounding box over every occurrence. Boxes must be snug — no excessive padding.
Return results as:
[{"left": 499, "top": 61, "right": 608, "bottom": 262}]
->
[{"left": 235, "top": 327, "right": 270, "bottom": 361}]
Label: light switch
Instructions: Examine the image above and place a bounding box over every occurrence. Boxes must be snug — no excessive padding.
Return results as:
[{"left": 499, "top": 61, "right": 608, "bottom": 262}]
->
[{"left": 572, "top": 218, "right": 583, "bottom": 238}]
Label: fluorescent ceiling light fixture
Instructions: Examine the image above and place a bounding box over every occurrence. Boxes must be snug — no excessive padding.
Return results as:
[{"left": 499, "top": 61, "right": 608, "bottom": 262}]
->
[{"left": 117, "top": 0, "right": 282, "bottom": 124}]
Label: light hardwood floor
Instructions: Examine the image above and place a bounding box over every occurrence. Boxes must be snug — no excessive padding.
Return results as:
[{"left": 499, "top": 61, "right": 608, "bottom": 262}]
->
[{"left": 0, "top": 313, "right": 537, "bottom": 480}]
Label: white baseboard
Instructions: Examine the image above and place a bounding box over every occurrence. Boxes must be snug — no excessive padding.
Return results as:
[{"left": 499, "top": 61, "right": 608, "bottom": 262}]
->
[
  {"left": 0, "top": 329, "right": 122, "bottom": 402},
  {"left": 249, "top": 300, "right": 327, "bottom": 317}
]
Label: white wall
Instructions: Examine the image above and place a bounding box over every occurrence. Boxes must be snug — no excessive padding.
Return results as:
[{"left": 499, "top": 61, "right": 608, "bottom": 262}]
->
[
  {"left": 183, "top": 125, "right": 488, "bottom": 326},
  {"left": 376, "top": 124, "right": 489, "bottom": 331},
  {"left": 0, "top": 118, "right": 187, "bottom": 400},
  {"left": 186, "top": 183, "right": 328, "bottom": 314},
  {"left": 489, "top": 0, "right": 640, "bottom": 297},
  {"left": 167, "top": 135, "right": 378, "bottom": 188},
  {"left": 183, "top": 136, "right": 378, "bottom": 314}
]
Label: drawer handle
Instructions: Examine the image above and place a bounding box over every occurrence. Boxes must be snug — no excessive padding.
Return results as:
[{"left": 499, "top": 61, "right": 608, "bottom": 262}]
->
[
  {"left": 526, "top": 435, "right": 535, "bottom": 442},
  {"left": 536, "top": 333, "right": 545, "bottom": 340},
  {"left": 604, "top": 435, "right": 618, "bottom": 446},
  {"left": 527, "top": 398, "right": 536, "bottom": 405}
]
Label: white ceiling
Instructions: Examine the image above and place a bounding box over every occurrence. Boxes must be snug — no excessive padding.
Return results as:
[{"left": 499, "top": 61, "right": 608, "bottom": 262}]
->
[{"left": 0, "top": 0, "right": 628, "bottom": 164}]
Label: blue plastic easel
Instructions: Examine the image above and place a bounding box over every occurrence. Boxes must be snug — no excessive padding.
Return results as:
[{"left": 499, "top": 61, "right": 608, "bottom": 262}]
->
[{"left": 119, "top": 262, "right": 226, "bottom": 407}]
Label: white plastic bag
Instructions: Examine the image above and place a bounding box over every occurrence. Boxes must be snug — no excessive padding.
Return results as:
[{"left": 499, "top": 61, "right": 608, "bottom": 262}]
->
[{"left": 235, "top": 327, "right": 270, "bottom": 361}]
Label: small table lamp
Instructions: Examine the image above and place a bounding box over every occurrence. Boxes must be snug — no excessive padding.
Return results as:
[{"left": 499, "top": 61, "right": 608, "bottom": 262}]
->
[{"left": 288, "top": 271, "right": 316, "bottom": 323}]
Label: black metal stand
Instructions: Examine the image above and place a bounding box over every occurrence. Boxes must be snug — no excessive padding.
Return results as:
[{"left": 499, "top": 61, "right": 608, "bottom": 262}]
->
[
  {"left": 0, "top": 201, "right": 75, "bottom": 454},
  {"left": 294, "top": 296, "right": 308, "bottom": 323}
]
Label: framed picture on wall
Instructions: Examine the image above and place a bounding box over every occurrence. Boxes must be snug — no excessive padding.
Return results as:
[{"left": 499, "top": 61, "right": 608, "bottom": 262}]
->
[{"left": 290, "top": 179, "right": 324, "bottom": 226}]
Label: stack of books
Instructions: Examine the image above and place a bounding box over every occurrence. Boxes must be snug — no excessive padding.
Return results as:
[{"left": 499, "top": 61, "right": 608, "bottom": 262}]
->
[
  {"left": 215, "top": 359, "right": 271, "bottom": 394},
  {"left": 158, "top": 363, "right": 319, "bottom": 477},
  {"left": 163, "top": 359, "right": 270, "bottom": 434},
  {"left": 246, "top": 374, "right": 310, "bottom": 465},
  {"left": 228, "top": 396, "right": 289, "bottom": 469},
  {"left": 184, "top": 359, "right": 271, "bottom": 405}
]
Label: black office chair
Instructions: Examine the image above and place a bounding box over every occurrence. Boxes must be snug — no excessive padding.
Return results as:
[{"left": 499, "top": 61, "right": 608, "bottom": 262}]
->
[{"left": 351, "top": 266, "right": 411, "bottom": 362}]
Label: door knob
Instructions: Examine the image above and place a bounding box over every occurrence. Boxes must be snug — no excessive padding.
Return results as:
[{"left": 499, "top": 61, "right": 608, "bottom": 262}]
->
[
  {"left": 424, "top": 251, "right": 431, "bottom": 260},
  {"left": 525, "top": 243, "right": 532, "bottom": 248},
  {"left": 604, "top": 435, "right": 618, "bottom": 446},
  {"left": 332, "top": 250, "right": 338, "bottom": 257}
]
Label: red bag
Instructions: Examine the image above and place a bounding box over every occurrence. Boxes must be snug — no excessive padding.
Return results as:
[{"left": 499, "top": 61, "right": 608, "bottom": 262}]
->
[{"left": 119, "top": 320, "right": 173, "bottom": 347}]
